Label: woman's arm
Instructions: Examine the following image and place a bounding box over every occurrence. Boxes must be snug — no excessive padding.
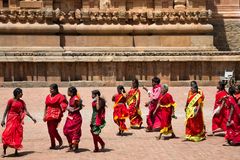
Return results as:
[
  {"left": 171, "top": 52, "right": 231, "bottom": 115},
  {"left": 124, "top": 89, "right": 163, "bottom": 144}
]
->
[
  {"left": 96, "top": 95, "right": 100, "bottom": 111},
  {"left": 1, "top": 105, "right": 10, "bottom": 127},
  {"left": 43, "top": 105, "right": 47, "bottom": 122},
  {"left": 227, "top": 105, "right": 234, "bottom": 127},
  {"left": 112, "top": 95, "right": 115, "bottom": 102},
  {"left": 25, "top": 106, "right": 37, "bottom": 123}
]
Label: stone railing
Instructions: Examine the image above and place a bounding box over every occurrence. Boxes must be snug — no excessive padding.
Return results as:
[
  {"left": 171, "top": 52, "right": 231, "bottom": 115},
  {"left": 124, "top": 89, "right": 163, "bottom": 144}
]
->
[{"left": 0, "top": 8, "right": 212, "bottom": 24}]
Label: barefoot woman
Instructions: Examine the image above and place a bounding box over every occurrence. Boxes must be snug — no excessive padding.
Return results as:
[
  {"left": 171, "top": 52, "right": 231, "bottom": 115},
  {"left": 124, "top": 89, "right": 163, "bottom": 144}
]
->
[
  {"left": 1, "top": 88, "right": 36, "bottom": 157},
  {"left": 44, "top": 84, "right": 68, "bottom": 149}
]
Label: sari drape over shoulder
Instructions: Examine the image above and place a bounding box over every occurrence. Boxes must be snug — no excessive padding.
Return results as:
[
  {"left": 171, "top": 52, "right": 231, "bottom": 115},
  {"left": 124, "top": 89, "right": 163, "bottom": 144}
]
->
[
  {"left": 91, "top": 100, "right": 106, "bottom": 135},
  {"left": 45, "top": 93, "right": 68, "bottom": 121},
  {"left": 113, "top": 94, "right": 128, "bottom": 131},
  {"left": 185, "top": 90, "right": 206, "bottom": 142},
  {"left": 158, "top": 93, "right": 176, "bottom": 135},
  {"left": 127, "top": 88, "right": 143, "bottom": 128},
  {"left": 212, "top": 90, "right": 229, "bottom": 133},
  {"left": 63, "top": 95, "right": 82, "bottom": 145}
]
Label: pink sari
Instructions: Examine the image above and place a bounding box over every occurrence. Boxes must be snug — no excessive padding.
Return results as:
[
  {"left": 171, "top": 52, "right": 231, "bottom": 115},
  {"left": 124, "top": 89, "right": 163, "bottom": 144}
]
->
[{"left": 146, "top": 84, "right": 161, "bottom": 130}]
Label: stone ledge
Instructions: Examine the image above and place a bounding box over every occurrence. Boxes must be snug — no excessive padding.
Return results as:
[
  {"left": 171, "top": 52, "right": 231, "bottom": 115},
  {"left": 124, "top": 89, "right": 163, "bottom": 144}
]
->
[
  {"left": 0, "top": 54, "right": 240, "bottom": 62},
  {"left": 0, "top": 80, "right": 221, "bottom": 88}
]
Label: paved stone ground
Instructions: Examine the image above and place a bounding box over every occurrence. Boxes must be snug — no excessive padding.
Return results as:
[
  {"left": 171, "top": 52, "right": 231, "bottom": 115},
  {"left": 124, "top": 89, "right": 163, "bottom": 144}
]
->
[{"left": 0, "top": 87, "right": 239, "bottom": 160}]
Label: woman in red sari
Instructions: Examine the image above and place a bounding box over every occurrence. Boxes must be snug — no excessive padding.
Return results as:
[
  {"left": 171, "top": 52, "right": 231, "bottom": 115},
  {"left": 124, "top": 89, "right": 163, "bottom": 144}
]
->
[
  {"left": 185, "top": 83, "right": 206, "bottom": 142},
  {"left": 43, "top": 84, "right": 68, "bottom": 149},
  {"left": 1, "top": 88, "right": 36, "bottom": 157},
  {"left": 63, "top": 86, "right": 83, "bottom": 152},
  {"left": 90, "top": 90, "right": 106, "bottom": 152},
  {"left": 156, "top": 84, "right": 177, "bottom": 140},
  {"left": 112, "top": 85, "right": 128, "bottom": 136},
  {"left": 143, "top": 77, "right": 162, "bottom": 132},
  {"left": 127, "top": 79, "right": 142, "bottom": 129},
  {"left": 225, "top": 86, "right": 240, "bottom": 145},
  {"left": 212, "top": 81, "right": 229, "bottom": 135}
]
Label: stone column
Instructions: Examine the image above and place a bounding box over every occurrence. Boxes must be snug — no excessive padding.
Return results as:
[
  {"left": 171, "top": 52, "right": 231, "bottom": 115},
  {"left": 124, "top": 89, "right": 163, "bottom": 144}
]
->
[
  {"left": 9, "top": 0, "right": 18, "bottom": 8},
  {"left": 0, "top": 0, "right": 3, "bottom": 8},
  {"left": 174, "top": 0, "right": 186, "bottom": 9},
  {"left": 43, "top": 0, "right": 52, "bottom": 9},
  {"left": 187, "top": 0, "right": 206, "bottom": 9},
  {"left": 99, "top": 0, "right": 110, "bottom": 10},
  {"left": 155, "top": 0, "right": 174, "bottom": 10}
]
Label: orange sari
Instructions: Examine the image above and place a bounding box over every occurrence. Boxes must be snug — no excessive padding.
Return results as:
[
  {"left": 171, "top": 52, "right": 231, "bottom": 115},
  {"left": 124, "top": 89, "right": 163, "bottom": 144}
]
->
[
  {"left": 127, "top": 88, "right": 142, "bottom": 128},
  {"left": 113, "top": 94, "right": 128, "bottom": 131}
]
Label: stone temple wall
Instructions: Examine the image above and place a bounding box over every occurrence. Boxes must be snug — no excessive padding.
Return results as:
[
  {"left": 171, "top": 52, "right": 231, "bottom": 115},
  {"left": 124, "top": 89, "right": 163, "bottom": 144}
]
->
[
  {"left": 0, "top": 0, "right": 240, "bottom": 86},
  {"left": 0, "top": 51, "right": 240, "bottom": 87},
  {"left": 207, "top": 0, "right": 240, "bottom": 51}
]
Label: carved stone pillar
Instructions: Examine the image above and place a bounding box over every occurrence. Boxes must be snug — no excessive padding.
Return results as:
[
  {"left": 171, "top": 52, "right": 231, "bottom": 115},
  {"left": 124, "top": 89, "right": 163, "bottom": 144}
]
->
[
  {"left": 174, "top": 0, "right": 186, "bottom": 9},
  {"left": 43, "top": 0, "right": 53, "bottom": 9},
  {"left": 9, "top": 0, "right": 18, "bottom": 8},
  {"left": 82, "top": 0, "right": 99, "bottom": 9},
  {"left": 0, "top": 0, "right": 3, "bottom": 9},
  {"left": 187, "top": 0, "right": 206, "bottom": 9},
  {"left": 100, "top": 0, "right": 110, "bottom": 10},
  {"left": 111, "top": 0, "right": 126, "bottom": 10},
  {"left": 154, "top": 0, "right": 174, "bottom": 10}
]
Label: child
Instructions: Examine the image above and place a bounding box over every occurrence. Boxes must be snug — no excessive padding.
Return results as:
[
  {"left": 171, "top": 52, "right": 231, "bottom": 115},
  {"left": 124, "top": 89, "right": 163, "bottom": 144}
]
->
[{"left": 91, "top": 90, "right": 106, "bottom": 152}]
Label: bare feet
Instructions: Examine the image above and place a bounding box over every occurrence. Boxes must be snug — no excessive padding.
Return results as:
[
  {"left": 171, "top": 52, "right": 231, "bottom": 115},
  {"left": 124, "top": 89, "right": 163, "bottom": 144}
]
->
[
  {"left": 49, "top": 146, "right": 56, "bottom": 150},
  {"left": 155, "top": 133, "right": 162, "bottom": 140},
  {"left": 14, "top": 149, "right": 19, "bottom": 156},
  {"left": 73, "top": 144, "right": 78, "bottom": 152},
  {"left": 1, "top": 152, "right": 6, "bottom": 158},
  {"left": 145, "top": 128, "right": 152, "bottom": 132},
  {"left": 170, "top": 133, "right": 176, "bottom": 138},
  {"left": 155, "top": 136, "right": 161, "bottom": 140},
  {"left": 101, "top": 143, "right": 105, "bottom": 150},
  {"left": 56, "top": 140, "right": 63, "bottom": 149}
]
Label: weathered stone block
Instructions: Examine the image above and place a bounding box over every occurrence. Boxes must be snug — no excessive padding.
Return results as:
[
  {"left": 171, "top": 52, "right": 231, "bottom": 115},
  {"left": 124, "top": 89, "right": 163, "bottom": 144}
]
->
[
  {"left": 20, "top": 1, "right": 43, "bottom": 9},
  {"left": 46, "top": 63, "right": 61, "bottom": 82},
  {"left": 64, "top": 35, "right": 133, "bottom": 47},
  {"left": 0, "top": 35, "right": 60, "bottom": 47}
]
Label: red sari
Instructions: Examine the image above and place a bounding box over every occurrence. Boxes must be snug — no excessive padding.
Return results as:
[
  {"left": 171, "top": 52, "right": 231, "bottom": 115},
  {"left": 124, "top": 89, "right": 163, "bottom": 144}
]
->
[
  {"left": 113, "top": 94, "right": 128, "bottom": 131},
  {"left": 225, "top": 96, "right": 240, "bottom": 145},
  {"left": 2, "top": 98, "right": 26, "bottom": 150},
  {"left": 212, "top": 90, "right": 229, "bottom": 133},
  {"left": 185, "top": 90, "right": 206, "bottom": 142},
  {"left": 158, "top": 93, "right": 176, "bottom": 135},
  {"left": 45, "top": 93, "right": 68, "bottom": 147},
  {"left": 63, "top": 95, "right": 82, "bottom": 145},
  {"left": 147, "top": 84, "right": 161, "bottom": 130},
  {"left": 127, "top": 88, "right": 142, "bottom": 128}
]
